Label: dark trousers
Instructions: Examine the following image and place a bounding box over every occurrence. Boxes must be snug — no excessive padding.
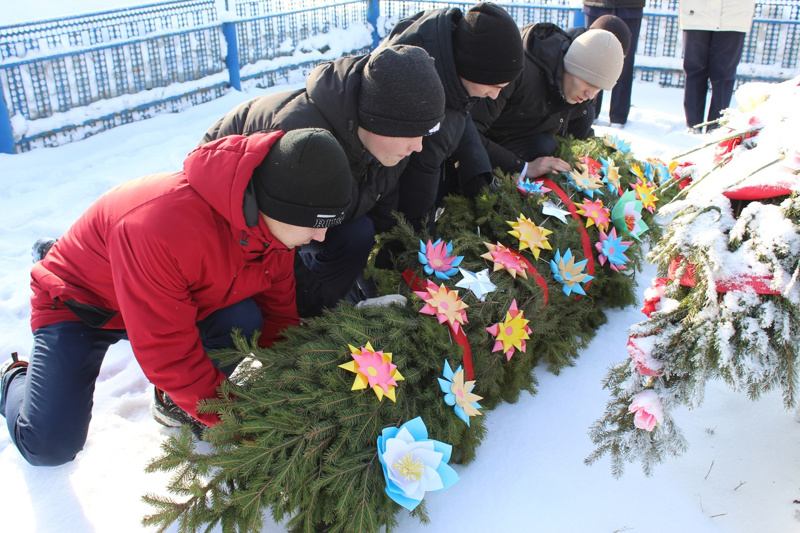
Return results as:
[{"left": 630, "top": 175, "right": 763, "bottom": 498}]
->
[
  {"left": 296, "top": 215, "right": 375, "bottom": 317},
  {"left": 586, "top": 15, "right": 642, "bottom": 124},
  {"left": 2, "top": 298, "right": 261, "bottom": 466},
  {"left": 682, "top": 30, "right": 746, "bottom": 129}
]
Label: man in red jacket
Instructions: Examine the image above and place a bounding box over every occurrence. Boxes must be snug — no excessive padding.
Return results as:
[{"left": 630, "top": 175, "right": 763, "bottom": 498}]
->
[{"left": 0, "top": 129, "right": 352, "bottom": 466}]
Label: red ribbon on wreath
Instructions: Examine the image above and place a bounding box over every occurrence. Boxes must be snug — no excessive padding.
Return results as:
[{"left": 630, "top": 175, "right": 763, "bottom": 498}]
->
[
  {"left": 403, "top": 269, "right": 474, "bottom": 380},
  {"left": 540, "top": 178, "right": 596, "bottom": 295}
]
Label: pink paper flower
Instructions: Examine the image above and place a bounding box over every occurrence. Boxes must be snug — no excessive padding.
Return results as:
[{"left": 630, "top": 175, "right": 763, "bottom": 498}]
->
[
  {"left": 414, "top": 280, "right": 469, "bottom": 334},
  {"left": 628, "top": 390, "right": 664, "bottom": 432}
]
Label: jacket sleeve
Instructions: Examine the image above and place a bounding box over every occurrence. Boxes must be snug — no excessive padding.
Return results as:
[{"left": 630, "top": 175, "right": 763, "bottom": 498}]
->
[
  {"left": 451, "top": 116, "right": 493, "bottom": 197},
  {"left": 470, "top": 93, "right": 526, "bottom": 175},
  {"left": 252, "top": 249, "right": 300, "bottom": 346},
  {"left": 108, "top": 221, "right": 227, "bottom": 427},
  {"left": 397, "top": 109, "right": 464, "bottom": 231}
]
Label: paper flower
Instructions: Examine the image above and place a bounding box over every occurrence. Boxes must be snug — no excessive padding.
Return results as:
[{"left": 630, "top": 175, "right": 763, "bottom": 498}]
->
[
  {"left": 455, "top": 268, "right": 496, "bottom": 302},
  {"left": 481, "top": 242, "right": 529, "bottom": 279},
  {"left": 630, "top": 178, "right": 658, "bottom": 213},
  {"left": 414, "top": 279, "right": 468, "bottom": 334},
  {"left": 542, "top": 200, "right": 570, "bottom": 224},
  {"left": 507, "top": 214, "right": 552, "bottom": 260},
  {"left": 517, "top": 177, "right": 551, "bottom": 195},
  {"left": 595, "top": 227, "right": 633, "bottom": 272},
  {"left": 611, "top": 190, "right": 648, "bottom": 240},
  {"left": 549, "top": 248, "right": 593, "bottom": 296},
  {"left": 603, "top": 134, "right": 631, "bottom": 154},
  {"left": 630, "top": 163, "right": 645, "bottom": 181},
  {"left": 418, "top": 239, "right": 463, "bottom": 280},
  {"left": 574, "top": 199, "right": 611, "bottom": 231},
  {"left": 438, "top": 360, "right": 483, "bottom": 425},
  {"left": 485, "top": 299, "right": 531, "bottom": 361},
  {"left": 581, "top": 156, "right": 602, "bottom": 174},
  {"left": 628, "top": 390, "right": 664, "bottom": 432},
  {"left": 600, "top": 157, "right": 622, "bottom": 195},
  {"left": 377, "top": 417, "right": 460, "bottom": 511},
  {"left": 627, "top": 336, "right": 665, "bottom": 377},
  {"left": 566, "top": 162, "right": 605, "bottom": 198},
  {"left": 646, "top": 158, "right": 672, "bottom": 183},
  {"left": 339, "top": 342, "right": 404, "bottom": 402}
]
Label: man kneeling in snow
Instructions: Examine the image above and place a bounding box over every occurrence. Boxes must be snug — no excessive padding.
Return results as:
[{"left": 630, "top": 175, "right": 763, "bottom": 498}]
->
[{"left": 0, "top": 129, "right": 351, "bottom": 466}]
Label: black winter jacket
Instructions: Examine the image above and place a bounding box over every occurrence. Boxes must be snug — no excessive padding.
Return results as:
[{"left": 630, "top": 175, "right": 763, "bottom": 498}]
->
[
  {"left": 470, "top": 23, "right": 587, "bottom": 174},
  {"left": 380, "top": 8, "right": 492, "bottom": 229},
  {"left": 201, "top": 55, "right": 403, "bottom": 235}
]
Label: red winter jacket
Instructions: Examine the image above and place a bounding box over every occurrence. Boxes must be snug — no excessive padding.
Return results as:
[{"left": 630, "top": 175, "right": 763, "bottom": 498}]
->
[{"left": 30, "top": 132, "right": 300, "bottom": 426}]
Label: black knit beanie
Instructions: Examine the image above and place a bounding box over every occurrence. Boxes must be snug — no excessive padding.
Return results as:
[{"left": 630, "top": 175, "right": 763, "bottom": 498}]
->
[
  {"left": 590, "top": 14, "right": 632, "bottom": 56},
  {"left": 452, "top": 2, "right": 524, "bottom": 85},
  {"left": 357, "top": 44, "right": 445, "bottom": 138},
  {"left": 252, "top": 128, "right": 351, "bottom": 228}
]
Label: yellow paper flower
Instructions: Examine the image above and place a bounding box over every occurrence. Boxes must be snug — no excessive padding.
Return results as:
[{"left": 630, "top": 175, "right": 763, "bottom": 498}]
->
[
  {"left": 507, "top": 214, "right": 552, "bottom": 260},
  {"left": 631, "top": 179, "right": 659, "bottom": 213},
  {"left": 486, "top": 299, "right": 531, "bottom": 360}
]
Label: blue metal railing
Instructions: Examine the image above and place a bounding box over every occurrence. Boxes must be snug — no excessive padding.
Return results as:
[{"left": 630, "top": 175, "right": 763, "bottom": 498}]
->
[{"left": 1, "top": 0, "right": 797, "bottom": 153}]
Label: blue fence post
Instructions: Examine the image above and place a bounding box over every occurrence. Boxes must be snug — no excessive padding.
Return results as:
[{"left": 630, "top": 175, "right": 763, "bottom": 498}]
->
[
  {"left": 0, "top": 91, "right": 14, "bottom": 154},
  {"left": 222, "top": 22, "right": 242, "bottom": 91},
  {"left": 366, "top": 0, "right": 381, "bottom": 50},
  {"left": 572, "top": 8, "right": 586, "bottom": 28}
]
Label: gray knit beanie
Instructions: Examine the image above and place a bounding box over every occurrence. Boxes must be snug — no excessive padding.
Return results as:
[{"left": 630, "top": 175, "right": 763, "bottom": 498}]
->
[
  {"left": 253, "top": 128, "right": 351, "bottom": 228},
  {"left": 563, "top": 29, "right": 624, "bottom": 91},
  {"left": 358, "top": 44, "right": 445, "bottom": 138}
]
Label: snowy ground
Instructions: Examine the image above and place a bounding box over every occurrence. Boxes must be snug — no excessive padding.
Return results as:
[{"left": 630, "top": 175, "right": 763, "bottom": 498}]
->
[{"left": 2, "top": 74, "right": 800, "bottom": 532}]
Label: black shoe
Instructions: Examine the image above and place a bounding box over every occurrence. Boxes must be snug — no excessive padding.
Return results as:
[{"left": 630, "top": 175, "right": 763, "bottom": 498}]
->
[
  {"left": 1, "top": 352, "right": 29, "bottom": 415},
  {"left": 32, "top": 238, "right": 56, "bottom": 263},
  {"left": 151, "top": 388, "right": 206, "bottom": 438}
]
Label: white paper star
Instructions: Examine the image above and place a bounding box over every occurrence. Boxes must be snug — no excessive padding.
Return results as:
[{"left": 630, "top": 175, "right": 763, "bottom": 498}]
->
[
  {"left": 542, "top": 201, "right": 571, "bottom": 224},
  {"left": 455, "top": 268, "right": 497, "bottom": 301}
]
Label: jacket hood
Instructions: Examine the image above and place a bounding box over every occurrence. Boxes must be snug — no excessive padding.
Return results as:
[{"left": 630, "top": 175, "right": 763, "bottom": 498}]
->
[
  {"left": 522, "top": 23, "right": 572, "bottom": 97},
  {"left": 383, "top": 7, "right": 475, "bottom": 111},
  {"left": 305, "top": 55, "right": 369, "bottom": 155},
  {"left": 184, "top": 132, "right": 284, "bottom": 237}
]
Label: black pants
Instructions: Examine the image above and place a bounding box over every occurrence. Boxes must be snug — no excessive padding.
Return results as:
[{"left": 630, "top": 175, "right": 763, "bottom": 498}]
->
[
  {"left": 585, "top": 15, "right": 642, "bottom": 125},
  {"left": 682, "top": 29, "right": 746, "bottom": 129}
]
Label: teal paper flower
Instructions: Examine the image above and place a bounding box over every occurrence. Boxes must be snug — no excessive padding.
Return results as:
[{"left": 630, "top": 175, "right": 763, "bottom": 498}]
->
[
  {"left": 438, "top": 360, "right": 483, "bottom": 426},
  {"left": 377, "top": 417, "right": 460, "bottom": 511},
  {"left": 517, "top": 177, "right": 551, "bottom": 195},
  {"left": 595, "top": 227, "right": 633, "bottom": 272},
  {"left": 418, "top": 239, "right": 463, "bottom": 280},
  {"left": 550, "top": 248, "right": 593, "bottom": 296}
]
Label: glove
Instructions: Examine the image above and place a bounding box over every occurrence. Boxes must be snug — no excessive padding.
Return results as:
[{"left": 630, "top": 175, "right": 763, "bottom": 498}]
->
[{"left": 356, "top": 294, "right": 408, "bottom": 308}]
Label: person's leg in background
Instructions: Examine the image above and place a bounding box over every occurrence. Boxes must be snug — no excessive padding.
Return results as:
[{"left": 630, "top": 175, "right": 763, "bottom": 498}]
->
[
  {"left": 706, "top": 30, "right": 746, "bottom": 130},
  {"left": 608, "top": 16, "right": 642, "bottom": 125},
  {"left": 682, "top": 29, "right": 713, "bottom": 131}
]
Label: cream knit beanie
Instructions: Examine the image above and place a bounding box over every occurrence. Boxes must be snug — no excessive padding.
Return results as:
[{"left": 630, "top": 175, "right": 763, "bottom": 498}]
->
[{"left": 563, "top": 29, "right": 624, "bottom": 91}]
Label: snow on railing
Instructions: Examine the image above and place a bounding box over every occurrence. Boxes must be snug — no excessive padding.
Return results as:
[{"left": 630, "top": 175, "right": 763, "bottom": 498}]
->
[{"left": 0, "top": 0, "right": 797, "bottom": 153}]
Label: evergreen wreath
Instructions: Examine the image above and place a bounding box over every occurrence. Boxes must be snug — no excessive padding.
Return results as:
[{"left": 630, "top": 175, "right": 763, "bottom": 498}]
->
[
  {"left": 587, "top": 78, "right": 800, "bottom": 478},
  {"left": 142, "top": 133, "right": 668, "bottom": 532}
]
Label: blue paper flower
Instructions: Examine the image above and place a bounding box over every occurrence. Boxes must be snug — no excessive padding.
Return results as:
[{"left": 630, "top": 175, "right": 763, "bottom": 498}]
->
[
  {"left": 438, "top": 360, "right": 483, "bottom": 426},
  {"left": 550, "top": 248, "right": 594, "bottom": 296},
  {"left": 418, "top": 239, "right": 463, "bottom": 280},
  {"left": 377, "top": 417, "right": 460, "bottom": 511},
  {"left": 516, "top": 177, "right": 551, "bottom": 195},
  {"left": 595, "top": 228, "right": 633, "bottom": 273}
]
